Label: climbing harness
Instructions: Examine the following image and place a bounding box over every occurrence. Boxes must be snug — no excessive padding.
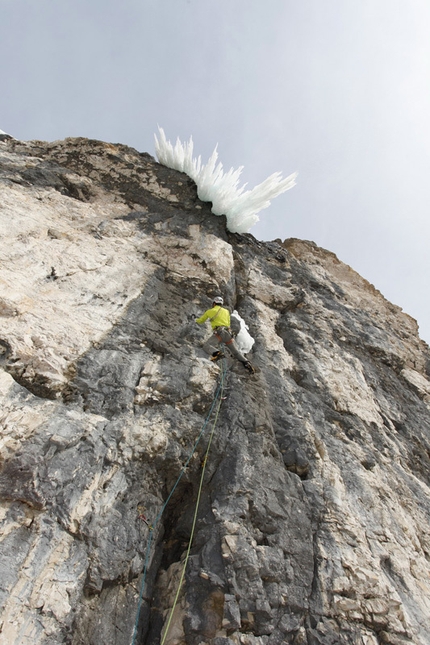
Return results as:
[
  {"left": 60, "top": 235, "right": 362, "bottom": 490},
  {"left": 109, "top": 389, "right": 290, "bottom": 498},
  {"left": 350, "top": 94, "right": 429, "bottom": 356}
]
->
[
  {"left": 130, "top": 360, "right": 227, "bottom": 645},
  {"left": 214, "top": 326, "right": 235, "bottom": 345}
]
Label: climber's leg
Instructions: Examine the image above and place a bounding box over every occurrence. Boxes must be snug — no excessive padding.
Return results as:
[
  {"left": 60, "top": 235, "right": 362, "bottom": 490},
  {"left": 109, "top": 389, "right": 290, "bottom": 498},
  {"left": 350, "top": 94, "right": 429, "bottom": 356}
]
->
[{"left": 215, "top": 327, "right": 248, "bottom": 363}]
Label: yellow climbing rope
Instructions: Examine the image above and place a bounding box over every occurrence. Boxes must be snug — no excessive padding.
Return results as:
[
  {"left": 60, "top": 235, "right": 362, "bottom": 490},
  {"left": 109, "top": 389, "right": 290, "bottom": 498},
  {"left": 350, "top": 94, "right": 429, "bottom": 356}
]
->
[
  {"left": 131, "top": 360, "right": 226, "bottom": 645},
  {"left": 160, "top": 362, "right": 225, "bottom": 645}
]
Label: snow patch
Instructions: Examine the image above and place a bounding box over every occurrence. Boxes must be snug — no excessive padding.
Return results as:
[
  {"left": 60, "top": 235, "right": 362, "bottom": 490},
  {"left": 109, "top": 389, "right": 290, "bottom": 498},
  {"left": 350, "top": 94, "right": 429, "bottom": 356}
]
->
[{"left": 154, "top": 127, "right": 297, "bottom": 234}]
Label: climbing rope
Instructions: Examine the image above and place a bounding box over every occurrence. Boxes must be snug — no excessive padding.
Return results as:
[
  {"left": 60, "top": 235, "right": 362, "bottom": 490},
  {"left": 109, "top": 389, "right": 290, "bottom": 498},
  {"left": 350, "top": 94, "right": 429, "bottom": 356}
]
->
[
  {"left": 160, "top": 365, "right": 225, "bottom": 645},
  {"left": 130, "top": 360, "right": 227, "bottom": 645}
]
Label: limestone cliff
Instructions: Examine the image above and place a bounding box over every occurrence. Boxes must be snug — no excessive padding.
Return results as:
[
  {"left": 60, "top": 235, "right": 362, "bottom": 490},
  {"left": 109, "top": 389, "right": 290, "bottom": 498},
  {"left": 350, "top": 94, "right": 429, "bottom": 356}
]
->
[{"left": 1, "top": 137, "right": 430, "bottom": 645}]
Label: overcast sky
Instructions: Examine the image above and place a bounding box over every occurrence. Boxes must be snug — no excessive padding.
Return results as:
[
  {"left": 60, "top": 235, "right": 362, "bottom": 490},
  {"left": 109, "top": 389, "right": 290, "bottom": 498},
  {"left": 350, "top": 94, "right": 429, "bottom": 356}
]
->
[{"left": 2, "top": 0, "right": 430, "bottom": 343}]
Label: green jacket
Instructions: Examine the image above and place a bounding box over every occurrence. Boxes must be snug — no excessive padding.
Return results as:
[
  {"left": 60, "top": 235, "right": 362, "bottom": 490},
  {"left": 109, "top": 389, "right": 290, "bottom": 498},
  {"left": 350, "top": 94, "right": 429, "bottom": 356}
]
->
[{"left": 196, "top": 306, "right": 231, "bottom": 329}]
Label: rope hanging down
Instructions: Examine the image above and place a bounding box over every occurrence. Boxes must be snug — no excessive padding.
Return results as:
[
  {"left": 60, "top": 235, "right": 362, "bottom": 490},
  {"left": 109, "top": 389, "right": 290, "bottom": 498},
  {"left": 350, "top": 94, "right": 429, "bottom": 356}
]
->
[
  {"left": 160, "top": 364, "right": 225, "bottom": 645},
  {"left": 131, "top": 361, "right": 227, "bottom": 645}
]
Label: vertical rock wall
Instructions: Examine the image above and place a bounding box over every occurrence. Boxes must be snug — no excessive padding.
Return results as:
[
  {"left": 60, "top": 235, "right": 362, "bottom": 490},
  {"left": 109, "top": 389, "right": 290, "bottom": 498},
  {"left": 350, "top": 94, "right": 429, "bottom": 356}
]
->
[{"left": 1, "top": 137, "right": 429, "bottom": 645}]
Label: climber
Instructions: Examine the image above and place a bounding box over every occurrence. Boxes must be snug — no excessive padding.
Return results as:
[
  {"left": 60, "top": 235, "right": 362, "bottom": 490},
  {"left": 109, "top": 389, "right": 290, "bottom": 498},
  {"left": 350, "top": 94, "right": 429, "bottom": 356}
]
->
[{"left": 196, "top": 296, "right": 255, "bottom": 373}]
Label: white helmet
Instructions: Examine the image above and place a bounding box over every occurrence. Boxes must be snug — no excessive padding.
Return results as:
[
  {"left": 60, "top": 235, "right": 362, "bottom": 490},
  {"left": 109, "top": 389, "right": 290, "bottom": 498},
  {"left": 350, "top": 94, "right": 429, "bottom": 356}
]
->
[{"left": 213, "top": 296, "right": 223, "bottom": 305}]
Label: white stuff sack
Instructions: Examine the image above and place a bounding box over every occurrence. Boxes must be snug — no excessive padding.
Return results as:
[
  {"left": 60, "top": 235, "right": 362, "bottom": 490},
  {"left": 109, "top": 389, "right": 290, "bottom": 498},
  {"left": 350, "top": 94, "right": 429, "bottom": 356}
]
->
[{"left": 231, "top": 310, "right": 255, "bottom": 354}]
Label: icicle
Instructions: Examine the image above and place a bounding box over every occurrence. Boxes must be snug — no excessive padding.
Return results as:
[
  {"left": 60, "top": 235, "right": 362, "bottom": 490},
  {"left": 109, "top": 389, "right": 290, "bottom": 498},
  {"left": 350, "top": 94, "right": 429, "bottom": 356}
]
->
[{"left": 154, "top": 127, "right": 297, "bottom": 233}]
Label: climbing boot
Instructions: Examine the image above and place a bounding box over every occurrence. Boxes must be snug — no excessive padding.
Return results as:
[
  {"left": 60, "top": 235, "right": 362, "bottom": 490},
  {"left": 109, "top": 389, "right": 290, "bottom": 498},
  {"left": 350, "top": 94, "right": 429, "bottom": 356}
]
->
[
  {"left": 243, "top": 361, "right": 255, "bottom": 374},
  {"left": 211, "top": 351, "right": 225, "bottom": 362}
]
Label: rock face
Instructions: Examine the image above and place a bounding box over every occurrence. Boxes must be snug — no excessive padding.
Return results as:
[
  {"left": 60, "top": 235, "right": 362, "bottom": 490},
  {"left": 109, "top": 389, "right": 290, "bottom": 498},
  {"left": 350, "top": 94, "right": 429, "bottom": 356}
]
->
[{"left": 1, "top": 137, "right": 430, "bottom": 645}]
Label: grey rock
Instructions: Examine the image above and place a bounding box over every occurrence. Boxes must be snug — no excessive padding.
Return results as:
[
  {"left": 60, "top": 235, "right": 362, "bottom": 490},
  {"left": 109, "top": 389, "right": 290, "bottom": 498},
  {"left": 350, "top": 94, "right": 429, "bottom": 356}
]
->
[{"left": 1, "top": 137, "right": 430, "bottom": 645}]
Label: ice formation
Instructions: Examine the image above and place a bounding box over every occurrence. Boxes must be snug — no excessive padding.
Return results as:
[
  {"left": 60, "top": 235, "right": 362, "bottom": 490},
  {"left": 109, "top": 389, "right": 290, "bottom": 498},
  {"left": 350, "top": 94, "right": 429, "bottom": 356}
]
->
[
  {"left": 231, "top": 310, "right": 255, "bottom": 354},
  {"left": 154, "top": 127, "right": 297, "bottom": 234}
]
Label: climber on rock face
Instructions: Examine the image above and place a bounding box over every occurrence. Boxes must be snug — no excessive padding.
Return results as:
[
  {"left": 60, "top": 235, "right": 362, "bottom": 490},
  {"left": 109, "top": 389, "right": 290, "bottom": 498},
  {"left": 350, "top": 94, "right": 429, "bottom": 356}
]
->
[{"left": 196, "top": 296, "right": 255, "bottom": 373}]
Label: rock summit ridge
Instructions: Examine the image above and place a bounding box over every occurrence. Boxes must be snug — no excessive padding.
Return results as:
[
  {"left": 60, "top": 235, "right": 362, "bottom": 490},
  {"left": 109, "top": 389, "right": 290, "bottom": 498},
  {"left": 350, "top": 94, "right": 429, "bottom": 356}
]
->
[{"left": 0, "top": 136, "right": 430, "bottom": 645}]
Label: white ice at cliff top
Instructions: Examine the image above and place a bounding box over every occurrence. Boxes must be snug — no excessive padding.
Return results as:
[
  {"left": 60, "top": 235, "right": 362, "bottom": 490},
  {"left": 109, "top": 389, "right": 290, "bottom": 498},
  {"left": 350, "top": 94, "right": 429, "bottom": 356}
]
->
[{"left": 154, "top": 127, "right": 298, "bottom": 234}]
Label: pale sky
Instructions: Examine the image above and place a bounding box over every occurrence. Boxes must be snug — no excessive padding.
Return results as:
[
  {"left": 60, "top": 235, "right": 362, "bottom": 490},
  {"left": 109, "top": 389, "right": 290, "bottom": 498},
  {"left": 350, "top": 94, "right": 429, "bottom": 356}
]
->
[{"left": 2, "top": 0, "right": 430, "bottom": 343}]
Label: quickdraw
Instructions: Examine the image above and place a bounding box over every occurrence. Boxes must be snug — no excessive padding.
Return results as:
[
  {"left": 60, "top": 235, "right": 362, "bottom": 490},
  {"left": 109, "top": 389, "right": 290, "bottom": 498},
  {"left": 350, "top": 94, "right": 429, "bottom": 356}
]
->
[{"left": 137, "top": 505, "right": 153, "bottom": 530}]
